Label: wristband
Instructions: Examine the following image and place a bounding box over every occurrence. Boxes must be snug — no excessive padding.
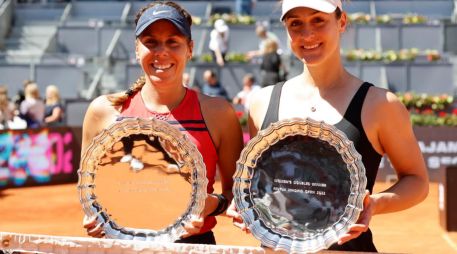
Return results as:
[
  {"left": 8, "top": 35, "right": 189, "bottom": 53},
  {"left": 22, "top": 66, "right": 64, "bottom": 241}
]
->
[{"left": 207, "top": 193, "right": 229, "bottom": 217}]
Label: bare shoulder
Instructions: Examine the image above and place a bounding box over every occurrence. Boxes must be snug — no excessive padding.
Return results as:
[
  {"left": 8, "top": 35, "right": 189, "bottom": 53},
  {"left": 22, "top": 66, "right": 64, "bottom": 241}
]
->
[
  {"left": 85, "top": 94, "right": 120, "bottom": 121},
  {"left": 249, "top": 85, "right": 275, "bottom": 128},
  {"left": 250, "top": 85, "right": 274, "bottom": 109},
  {"left": 364, "top": 86, "right": 409, "bottom": 132},
  {"left": 198, "top": 93, "right": 234, "bottom": 116},
  {"left": 358, "top": 85, "right": 411, "bottom": 154},
  {"left": 365, "top": 86, "right": 404, "bottom": 114},
  {"left": 197, "top": 93, "right": 241, "bottom": 146},
  {"left": 82, "top": 94, "right": 122, "bottom": 151}
]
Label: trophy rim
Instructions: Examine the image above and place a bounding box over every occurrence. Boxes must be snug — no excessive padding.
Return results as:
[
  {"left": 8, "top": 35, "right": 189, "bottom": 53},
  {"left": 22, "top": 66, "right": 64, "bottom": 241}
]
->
[
  {"left": 233, "top": 117, "right": 367, "bottom": 253},
  {"left": 77, "top": 117, "right": 208, "bottom": 241}
]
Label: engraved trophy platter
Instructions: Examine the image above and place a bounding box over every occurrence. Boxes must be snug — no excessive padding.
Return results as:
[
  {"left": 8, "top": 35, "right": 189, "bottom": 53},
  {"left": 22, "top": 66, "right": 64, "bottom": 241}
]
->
[
  {"left": 78, "top": 117, "right": 207, "bottom": 242},
  {"left": 233, "top": 118, "right": 367, "bottom": 253}
]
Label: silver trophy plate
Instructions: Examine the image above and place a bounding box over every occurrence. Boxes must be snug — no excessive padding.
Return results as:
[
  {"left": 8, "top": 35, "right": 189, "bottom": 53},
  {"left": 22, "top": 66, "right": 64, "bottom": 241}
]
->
[
  {"left": 78, "top": 117, "right": 207, "bottom": 242},
  {"left": 233, "top": 118, "right": 367, "bottom": 253}
]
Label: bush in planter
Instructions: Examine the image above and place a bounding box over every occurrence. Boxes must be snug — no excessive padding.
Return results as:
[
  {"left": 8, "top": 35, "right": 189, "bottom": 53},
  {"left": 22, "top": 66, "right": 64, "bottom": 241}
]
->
[
  {"left": 198, "top": 53, "right": 248, "bottom": 63},
  {"left": 348, "top": 12, "right": 371, "bottom": 24},
  {"left": 225, "top": 53, "right": 248, "bottom": 63},
  {"left": 425, "top": 49, "right": 441, "bottom": 62},
  {"left": 397, "top": 92, "right": 453, "bottom": 111},
  {"left": 402, "top": 14, "right": 427, "bottom": 25},
  {"left": 344, "top": 49, "right": 420, "bottom": 62},
  {"left": 397, "top": 92, "right": 456, "bottom": 126},
  {"left": 376, "top": 15, "right": 392, "bottom": 24},
  {"left": 208, "top": 14, "right": 255, "bottom": 25},
  {"left": 344, "top": 49, "right": 382, "bottom": 62},
  {"left": 410, "top": 112, "right": 457, "bottom": 126},
  {"left": 199, "top": 53, "right": 213, "bottom": 63}
]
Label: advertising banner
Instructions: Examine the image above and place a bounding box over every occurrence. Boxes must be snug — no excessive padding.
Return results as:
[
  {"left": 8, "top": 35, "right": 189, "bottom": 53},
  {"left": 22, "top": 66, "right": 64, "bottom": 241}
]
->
[{"left": 0, "top": 127, "right": 82, "bottom": 188}]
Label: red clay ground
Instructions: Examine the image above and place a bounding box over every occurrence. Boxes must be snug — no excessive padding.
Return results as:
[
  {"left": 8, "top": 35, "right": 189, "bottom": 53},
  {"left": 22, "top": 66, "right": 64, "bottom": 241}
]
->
[{"left": 1, "top": 181, "right": 456, "bottom": 253}]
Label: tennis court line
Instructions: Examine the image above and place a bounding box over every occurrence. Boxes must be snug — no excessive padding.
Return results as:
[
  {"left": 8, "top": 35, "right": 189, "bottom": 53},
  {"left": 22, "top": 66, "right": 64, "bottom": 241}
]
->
[{"left": 442, "top": 233, "right": 457, "bottom": 252}]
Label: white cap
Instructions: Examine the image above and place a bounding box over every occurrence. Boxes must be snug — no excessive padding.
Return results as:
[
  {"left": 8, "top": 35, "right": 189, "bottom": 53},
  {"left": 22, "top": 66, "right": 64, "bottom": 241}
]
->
[
  {"left": 214, "top": 19, "right": 228, "bottom": 33},
  {"left": 280, "top": 0, "right": 343, "bottom": 21}
]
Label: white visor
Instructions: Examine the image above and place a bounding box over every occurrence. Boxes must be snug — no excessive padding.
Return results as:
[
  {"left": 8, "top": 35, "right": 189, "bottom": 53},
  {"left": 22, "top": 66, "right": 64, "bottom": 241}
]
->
[{"left": 280, "top": 0, "right": 343, "bottom": 21}]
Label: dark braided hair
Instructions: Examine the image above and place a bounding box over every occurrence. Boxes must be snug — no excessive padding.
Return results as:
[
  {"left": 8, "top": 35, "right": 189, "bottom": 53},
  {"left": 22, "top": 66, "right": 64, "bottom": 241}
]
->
[{"left": 107, "top": 1, "right": 193, "bottom": 107}]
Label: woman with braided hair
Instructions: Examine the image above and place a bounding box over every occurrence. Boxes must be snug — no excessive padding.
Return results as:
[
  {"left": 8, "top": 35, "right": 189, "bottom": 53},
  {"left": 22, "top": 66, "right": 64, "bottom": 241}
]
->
[{"left": 81, "top": 1, "right": 243, "bottom": 244}]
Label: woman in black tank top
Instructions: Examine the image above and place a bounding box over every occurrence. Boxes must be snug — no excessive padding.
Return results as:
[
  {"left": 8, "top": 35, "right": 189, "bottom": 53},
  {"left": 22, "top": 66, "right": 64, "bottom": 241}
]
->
[{"left": 227, "top": 0, "right": 429, "bottom": 252}]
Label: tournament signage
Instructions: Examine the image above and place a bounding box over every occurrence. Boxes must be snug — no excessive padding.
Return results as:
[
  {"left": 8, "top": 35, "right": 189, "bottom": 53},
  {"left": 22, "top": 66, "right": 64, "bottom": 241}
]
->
[
  {"left": 378, "top": 126, "right": 457, "bottom": 182},
  {"left": 0, "top": 127, "right": 81, "bottom": 188}
]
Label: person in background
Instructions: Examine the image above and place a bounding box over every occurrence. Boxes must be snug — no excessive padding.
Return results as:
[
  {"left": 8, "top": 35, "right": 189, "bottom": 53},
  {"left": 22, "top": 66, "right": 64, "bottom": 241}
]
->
[
  {"left": 182, "top": 72, "right": 191, "bottom": 87},
  {"left": 0, "top": 85, "right": 15, "bottom": 130},
  {"left": 227, "top": 0, "right": 429, "bottom": 252},
  {"left": 183, "top": 72, "right": 201, "bottom": 92},
  {"left": 13, "top": 79, "right": 34, "bottom": 110},
  {"left": 201, "top": 69, "right": 229, "bottom": 100},
  {"left": 208, "top": 19, "right": 229, "bottom": 67},
  {"left": 19, "top": 82, "right": 45, "bottom": 128},
  {"left": 246, "top": 23, "right": 280, "bottom": 60},
  {"left": 232, "top": 73, "right": 261, "bottom": 112},
  {"left": 44, "top": 85, "right": 65, "bottom": 126},
  {"left": 259, "top": 38, "right": 286, "bottom": 87},
  {"left": 82, "top": 1, "right": 243, "bottom": 244}
]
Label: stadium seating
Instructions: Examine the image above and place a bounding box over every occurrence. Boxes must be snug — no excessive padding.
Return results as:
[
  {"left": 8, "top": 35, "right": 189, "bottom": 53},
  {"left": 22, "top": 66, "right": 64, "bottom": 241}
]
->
[
  {"left": 344, "top": 1, "right": 373, "bottom": 16},
  {"left": 57, "top": 27, "right": 101, "bottom": 56},
  {"left": 374, "top": 0, "right": 455, "bottom": 21},
  {"left": 35, "top": 64, "right": 86, "bottom": 99},
  {"left": 63, "top": 1, "right": 126, "bottom": 26},
  {"left": 64, "top": 99, "right": 91, "bottom": 126},
  {"left": 251, "top": 1, "right": 282, "bottom": 22},
  {"left": 0, "top": 63, "right": 30, "bottom": 97}
]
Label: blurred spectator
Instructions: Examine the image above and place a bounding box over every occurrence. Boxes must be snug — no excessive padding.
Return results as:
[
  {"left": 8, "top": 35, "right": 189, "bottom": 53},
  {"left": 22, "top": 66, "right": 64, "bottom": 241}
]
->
[
  {"left": 183, "top": 72, "right": 201, "bottom": 93},
  {"left": 0, "top": 85, "right": 15, "bottom": 130},
  {"left": 12, "top": 79, "right": 34, "bottom": 110},
  {"left": 246, "top": 23, "right": 281, "bottom": 60},
  {"left": 236, "top": 0, "right": 256, "bottom": 16},
  {"left": 201, "top": 69, "right": 229, "bottom": 100},
  {"left": 19, "top": 82, "right": 45, "bottom": 128},
  {"left": 260, "top": 38, "right": 286, "bottom": 87},
  {"left": 209, "top": 19, "right": 229, "bottom": 67},
  {"left": 183, "top": 72, "right": 191, "bottom": 87},
  {"left": 232, "top": 73, "right": 261, "bottom": 112},
  {"left": 44, "top": 85, "right": 65, "bottom": 126}
]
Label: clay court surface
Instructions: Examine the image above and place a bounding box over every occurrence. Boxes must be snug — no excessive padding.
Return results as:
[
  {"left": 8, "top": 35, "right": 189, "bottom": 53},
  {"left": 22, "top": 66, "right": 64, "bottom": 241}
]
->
[{"left": 1, "top": 181, "right": 457, "bottom": 253}]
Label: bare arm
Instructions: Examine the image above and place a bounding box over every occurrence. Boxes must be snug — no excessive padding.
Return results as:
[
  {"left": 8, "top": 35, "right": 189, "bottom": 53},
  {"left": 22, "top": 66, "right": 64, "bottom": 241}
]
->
[
  {"left": 182, "top": 94, "right": 244, "bottom": 237},
  {"left": 81, "top": 96, "right": 118, "bottom": 157},
  {"left": 226, "top": 86, "right": 273, "bottom": 232},
  {"left": 201, "top": 95, "right": 243, "bottom": 202},
  {"left": 339, "top": 88, "right": 429, "bottom": 244},
  {"left": 80, "top": 95, "right": 120, "bottom": 238},
  {"left": 247, "top": 85, "right": 274, "bottom": 138},
  {"left": 369, "top": 91, "right": 429, "bottom": 214},
  {"left": 214, "top": 47, "right": 225, "bottom": 67},
  {"left": 44, "top": 106, "right": 63, "bottom": 123}
]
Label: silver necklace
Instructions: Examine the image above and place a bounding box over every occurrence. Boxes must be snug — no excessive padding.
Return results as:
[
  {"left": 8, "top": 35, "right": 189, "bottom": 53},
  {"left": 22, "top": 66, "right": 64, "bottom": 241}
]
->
[{"left": 151, "top": 111, "right": 171, "bottom": 121}]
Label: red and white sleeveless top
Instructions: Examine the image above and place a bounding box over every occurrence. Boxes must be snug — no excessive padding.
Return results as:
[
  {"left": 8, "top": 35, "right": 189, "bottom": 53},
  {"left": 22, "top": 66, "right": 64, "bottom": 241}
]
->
[{"left": 120, "top": 88, "right": 218, "bottom": 233}]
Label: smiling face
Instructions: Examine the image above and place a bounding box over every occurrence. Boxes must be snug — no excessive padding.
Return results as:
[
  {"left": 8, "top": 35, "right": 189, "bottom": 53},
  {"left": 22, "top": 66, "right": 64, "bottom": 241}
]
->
[
  {"left": 136, "top": 20, "right": 193, "bottom": 86},
  {"left": 283, "top": 7, "right": 346, "bottom": 66}
]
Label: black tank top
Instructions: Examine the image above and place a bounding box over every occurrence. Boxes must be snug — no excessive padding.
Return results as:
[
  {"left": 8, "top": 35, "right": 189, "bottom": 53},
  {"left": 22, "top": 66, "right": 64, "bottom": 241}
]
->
[{"left": 261, "top": 81, "right": 381, "bottom": 252}]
